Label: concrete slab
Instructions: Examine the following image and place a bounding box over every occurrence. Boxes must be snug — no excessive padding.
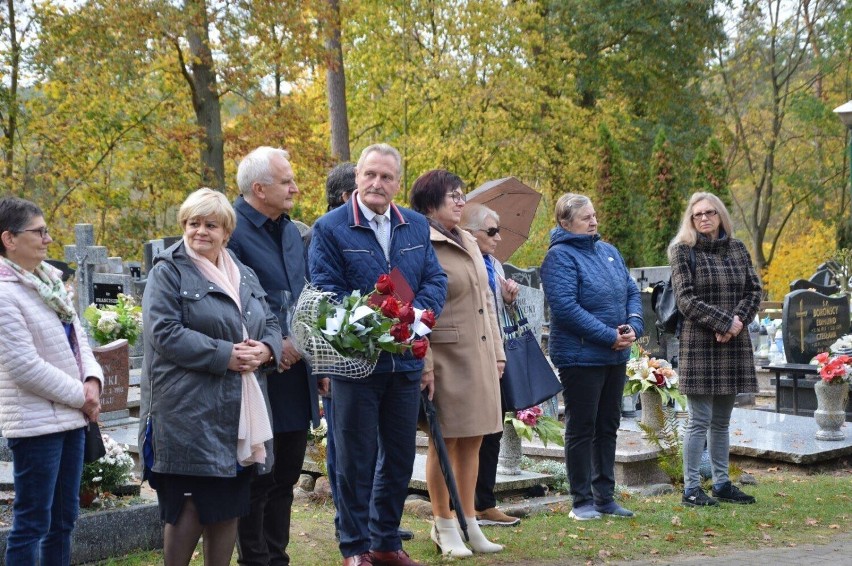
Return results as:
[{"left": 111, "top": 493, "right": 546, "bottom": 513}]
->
[
  {"left": 408, "top": 453, "right": 553, "bottom": 494},
  {"left": 726, "top": 407, "right": 852, "bottom": 464}
]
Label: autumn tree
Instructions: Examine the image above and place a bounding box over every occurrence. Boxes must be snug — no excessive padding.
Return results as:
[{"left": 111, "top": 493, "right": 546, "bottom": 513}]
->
[
  {"left": 596, "top": 123, "right": 638, "bottom": 266},
  {"left": 692, "top": 137, "right": 732, "bottom": 210},
  {"left": 644, "top": 128, "right": 682, "bottom": 265}
]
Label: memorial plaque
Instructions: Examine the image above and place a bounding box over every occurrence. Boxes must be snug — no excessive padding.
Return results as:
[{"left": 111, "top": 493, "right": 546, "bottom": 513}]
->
[
  {"left": 93, "top": 282, "right": 124, "bottom": 307},
  {"left": 789, "top": 279, "right": 840, "bottom": 295},
  {"left": 781, "top": 290, "right": 850, "bottom": 364},
  {"left": 92, "top": 339, "right": 130, "bottom": 413},
  {"left": 502, "top": 263, "right": 540, "bottom": 289}
]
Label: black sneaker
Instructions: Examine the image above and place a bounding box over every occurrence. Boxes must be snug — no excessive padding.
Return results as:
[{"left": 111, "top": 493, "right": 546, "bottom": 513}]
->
[
  {"left": 712, "top": 482, "right": 756, "bottom": 504},
  {"left": 682, "top": 487, "right": 718, "bottom": 507}
]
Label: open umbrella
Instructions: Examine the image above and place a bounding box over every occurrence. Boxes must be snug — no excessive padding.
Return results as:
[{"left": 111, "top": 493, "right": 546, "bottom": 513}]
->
[
  {"left": 466, "top": 177, "right": 542, "bottom": 262},
  {"left": 420, "top": 390, "right": 469, "bottom": 541}
]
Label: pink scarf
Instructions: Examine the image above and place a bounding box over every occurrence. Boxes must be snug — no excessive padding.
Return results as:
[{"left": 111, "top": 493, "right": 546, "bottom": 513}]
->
[{"left": 183, "top": 237, "right": 273, "bottom": 466}]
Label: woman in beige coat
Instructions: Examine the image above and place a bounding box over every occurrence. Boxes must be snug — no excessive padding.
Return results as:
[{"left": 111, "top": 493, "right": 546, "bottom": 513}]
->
[{"left": 410, "top": 170, "right": 505, "bottom": 558}]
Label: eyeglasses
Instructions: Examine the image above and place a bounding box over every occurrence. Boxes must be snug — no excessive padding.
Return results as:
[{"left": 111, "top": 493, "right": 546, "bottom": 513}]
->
[
  {"left": 479, "top": 227, "right": 500, "bottom": 237},
  {"left": 447, "top": 191, "right": 466, "bottom": 205},
  {"left": 692, "top": 210, "right": 718, "bottom": 220},
  {"left": 17, "top": 227, "right": 50, "bottom": 239}
]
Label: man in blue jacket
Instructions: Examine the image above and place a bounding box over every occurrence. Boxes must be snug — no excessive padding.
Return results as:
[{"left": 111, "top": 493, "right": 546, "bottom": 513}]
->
[
  {"left": 229, "top": 146, "right": 321, "bottom": 565},
  {"left": 310, "top": 143, "right": 447, "bottom": 566}
]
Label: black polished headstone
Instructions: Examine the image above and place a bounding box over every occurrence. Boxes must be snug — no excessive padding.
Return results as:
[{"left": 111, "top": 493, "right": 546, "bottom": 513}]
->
[
  {"left": 789, "top": 279, "right": 840, "bottom": 295},
  {"left": 809, "top": 268, "right": 838, "bottom": 288},
  {"left": 502, "top": 263, "right": 541, "bottom": 289},
  {"left": 93, "top": 282, "right": 124, "bottom": 307},
  {"left": 781, "top": 289, "right": 850, "bottom": 363},
  {"left": 636, "top": 290, "right": 664, "bottom": 358}
]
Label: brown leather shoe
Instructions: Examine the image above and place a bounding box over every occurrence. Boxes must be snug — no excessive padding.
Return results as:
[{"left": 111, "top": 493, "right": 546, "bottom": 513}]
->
[
  {"left": 342, "top": 552, "right": 375, "bottom": 565},
  {"left": 369, "top": 549, "right": 423, "bottom": 566}
]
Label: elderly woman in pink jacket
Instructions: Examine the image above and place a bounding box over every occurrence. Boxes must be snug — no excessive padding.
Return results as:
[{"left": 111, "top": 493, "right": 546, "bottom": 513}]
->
[{"left": 0, "top": 196, "right": 103, "bottom": 565}]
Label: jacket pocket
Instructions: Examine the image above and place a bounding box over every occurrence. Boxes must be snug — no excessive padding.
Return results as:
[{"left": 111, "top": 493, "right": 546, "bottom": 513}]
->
[
  {"left": 399, "top": 244, "right": 425, "bottom": 255},
  {"left": 429, "top": 327, "right": 459, "bottom": 344}
]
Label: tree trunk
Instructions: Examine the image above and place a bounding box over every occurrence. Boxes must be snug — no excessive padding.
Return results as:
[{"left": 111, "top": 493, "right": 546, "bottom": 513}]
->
[
  {"left": 182, "top": 0, "right": 225, "bottom": 190},
  {"left": 3, "top": 0, "right": 20, "bottom": 185},
  {"left": 325, "top": 0, "right": 350, "bottom": 162}
]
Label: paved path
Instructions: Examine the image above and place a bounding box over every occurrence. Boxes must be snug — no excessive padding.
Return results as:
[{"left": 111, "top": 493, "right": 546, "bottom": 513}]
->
[{"left": 615, "top": 532, "right": 852, "bottom": 565}]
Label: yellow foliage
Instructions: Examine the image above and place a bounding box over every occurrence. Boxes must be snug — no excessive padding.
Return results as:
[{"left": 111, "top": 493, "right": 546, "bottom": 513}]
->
[{"left": 762, "top": 223, "right": 836, "bottom": 301}]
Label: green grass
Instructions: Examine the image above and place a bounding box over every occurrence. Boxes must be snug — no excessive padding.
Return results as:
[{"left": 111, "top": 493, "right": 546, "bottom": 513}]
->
[{"left": 97, "top": 470, "right": 851, "bottom": 565}]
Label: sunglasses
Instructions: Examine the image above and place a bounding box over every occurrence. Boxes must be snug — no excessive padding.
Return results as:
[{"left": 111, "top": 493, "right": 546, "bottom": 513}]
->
[{"left": 479, "top": 227, "right": 500, "bottom": 237}]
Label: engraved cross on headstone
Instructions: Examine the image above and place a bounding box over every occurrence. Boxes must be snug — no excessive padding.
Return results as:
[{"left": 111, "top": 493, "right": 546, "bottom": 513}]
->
[
  {"left": 794, "top": 299, "right": 808, "bottom": 355},
  {"left": 64, "top": 224, "right": 108, "bottom": 316}
]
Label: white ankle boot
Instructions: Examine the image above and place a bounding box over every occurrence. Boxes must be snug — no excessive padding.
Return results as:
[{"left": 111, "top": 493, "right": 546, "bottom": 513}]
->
[
  {"left": 463, "top": 516, "right": 503, "bottom": 553},
  {"left": 431, "top": 516, "right": 473, "bottom": 558}
]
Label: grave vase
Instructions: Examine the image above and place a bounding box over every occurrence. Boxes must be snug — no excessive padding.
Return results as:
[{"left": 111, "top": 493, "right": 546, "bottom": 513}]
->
[
  {"left": 639, "top": 391, "right": 665, "bottom": 436},
  {"left": 813, "top": 379, "right": 849, "bottom": 441},
  {"left": 497, "top": 421, "right": 523, "bottom": 476},
  {"left": 79, "top": 487, "right": 98, "bottom": 508}
]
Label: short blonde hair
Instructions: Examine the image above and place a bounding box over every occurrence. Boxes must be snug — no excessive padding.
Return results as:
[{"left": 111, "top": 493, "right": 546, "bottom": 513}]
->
[
  {"left": 668, "top": 192, "right": 734, "bottom": 255},
  {"left": 178, "top": 188, "right": 236, "bottom": 235},
  {"left": 554, "top": 193, "right": 592, "bottom": 227}
]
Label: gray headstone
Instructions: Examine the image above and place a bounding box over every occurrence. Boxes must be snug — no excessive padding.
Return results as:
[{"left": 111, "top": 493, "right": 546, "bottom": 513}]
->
[
  {"left": 513, "top": 284, "right": 546, "bottom": 344},
  {"left": 781, "top": 289, "right": 851, "bottom": 364},
  {"left": 64, "top": 224, "right": 108, "bottom": 316},
  {"left": 143, "top": 239, "right": 165, "bottom": 274},
  {"left": 789, "top": 279, "right": 840, "bottom": 295},
  {"left": 629, "top": 266, "right": 671, "bottom": 289},
  {"left": 503, "top": 263, "right": 540, "bottom": 289}
]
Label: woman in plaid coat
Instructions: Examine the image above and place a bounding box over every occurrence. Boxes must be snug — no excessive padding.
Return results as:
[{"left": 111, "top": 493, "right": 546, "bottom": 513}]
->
[{"left": 669, "top": 192, "right": 761, "bottom": 508}]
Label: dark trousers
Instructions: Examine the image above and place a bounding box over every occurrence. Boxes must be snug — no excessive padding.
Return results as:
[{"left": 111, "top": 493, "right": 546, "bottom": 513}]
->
[
  {"left": 321, "top": 395, "right": 340, "bottom": 533},
  {"left": 237, "top": 430, "right": 308, "bottom": 566},
  {"left": 560, "top": 364, "right": 626, "bottom": 509},
  {"left": 331, "top": 371, "right": 420, "bottom": 558},
  {"left": 474, "top": 430, "right": 502, "bottom": 512}
]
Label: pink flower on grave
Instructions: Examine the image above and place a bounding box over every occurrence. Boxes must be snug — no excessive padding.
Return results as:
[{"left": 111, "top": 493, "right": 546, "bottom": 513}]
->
[{"left": 814, "top": 352, "right": 852, "bottom": 384}]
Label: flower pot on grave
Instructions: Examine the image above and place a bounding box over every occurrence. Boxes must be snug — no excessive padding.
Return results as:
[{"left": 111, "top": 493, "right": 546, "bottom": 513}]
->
[
  {"left": 497, "top": 421, "right": 523, "bottom": 476},
  {"left": 79, "top": 488, "right": 98, "bottom": 509},
  {"left": 621, "top": 392, "right": 639, "bottom": 418},
  {"left": 813, "top": 380, "right": 849, "bottom": 441},
  {"left": 639, "top": 391, "right": 665, "bottom": 436}
]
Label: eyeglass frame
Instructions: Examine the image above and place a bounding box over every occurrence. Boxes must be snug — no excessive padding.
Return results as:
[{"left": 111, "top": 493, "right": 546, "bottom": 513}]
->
[
  {"left": 16, "top": 227, "right": 50, "bottom": 239},
  {"left": 691, "top": 209, "right": 718, "bottom": 221},
  {"left": 446, "top": 191, "right": 466, "bottom": 205},
  {"left": 478, "top": 226, "right": 500, "bottom": 237}
]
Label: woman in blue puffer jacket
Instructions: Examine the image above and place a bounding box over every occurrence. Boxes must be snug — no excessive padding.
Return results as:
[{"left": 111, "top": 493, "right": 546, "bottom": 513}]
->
[{"left": 541, "top": 193, "right": 643, "bottom": 521}]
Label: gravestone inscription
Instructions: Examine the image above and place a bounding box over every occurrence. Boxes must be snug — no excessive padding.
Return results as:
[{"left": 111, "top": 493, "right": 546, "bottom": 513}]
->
[
  {"left": 513, "top": 284, "right": 546, "bottom": 344},
  {"left": 637, "top": 290, "right": 664, "bottom": 358},
  {"left": 781, "top": 290, "right": 850, "bottom": 364}
]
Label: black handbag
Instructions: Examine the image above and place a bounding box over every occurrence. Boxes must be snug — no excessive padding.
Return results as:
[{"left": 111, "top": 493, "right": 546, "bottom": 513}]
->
[
  {"left": 83, "top": 421, "right": 106, "bottom": 464},
  {"left": 652, "top": 247, "right": 696, "bottom": 336},
  {"left": 500, "top": 307, "right": 562, "bottom": 412}
]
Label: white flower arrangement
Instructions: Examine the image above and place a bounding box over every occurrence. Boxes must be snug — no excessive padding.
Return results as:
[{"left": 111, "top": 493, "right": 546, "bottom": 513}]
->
[{"left": 81, "top": 434, "right": 134, "bottom": 494}]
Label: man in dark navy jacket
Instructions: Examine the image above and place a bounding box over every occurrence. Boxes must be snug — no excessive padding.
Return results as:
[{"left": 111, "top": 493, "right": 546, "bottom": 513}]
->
[
  {"left": 229, "top": 146, "right": 320, "bottom": 566},
  {"left": 310, "top": 143, "right": 447, "bottom": 566}
]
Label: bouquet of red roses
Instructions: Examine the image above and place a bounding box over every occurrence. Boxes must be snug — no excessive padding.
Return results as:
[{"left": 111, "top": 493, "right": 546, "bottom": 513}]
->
[{"left": 291, "top": 274, "right": 436, "bottom": 378}]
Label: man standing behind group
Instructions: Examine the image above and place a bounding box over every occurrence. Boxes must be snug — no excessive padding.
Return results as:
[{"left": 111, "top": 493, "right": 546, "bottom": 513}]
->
[
  {"left": 310, "top": 143, "right": 447, "bottom": 566},
  {"left": 229, "top": 146, "right": 321, "bottom": 565}
]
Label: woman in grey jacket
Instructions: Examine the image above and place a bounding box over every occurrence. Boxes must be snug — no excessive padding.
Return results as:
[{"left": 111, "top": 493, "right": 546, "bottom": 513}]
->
[{"left": 141, "top": 189, "right": 281, "bottom": 566}]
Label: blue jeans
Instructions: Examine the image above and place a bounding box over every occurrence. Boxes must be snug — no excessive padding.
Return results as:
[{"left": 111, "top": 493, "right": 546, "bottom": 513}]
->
[
  {"left": 6, "top": 427, "right": 85, "bottom": 566},
  {"left": 330, "top": 372, "right": 420, "bottom": 558}
]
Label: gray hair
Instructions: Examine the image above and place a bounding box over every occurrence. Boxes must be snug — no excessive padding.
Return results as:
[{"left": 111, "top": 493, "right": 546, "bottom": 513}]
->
[
  {"left": 356, "top": 143, "right": 402, "bottom": 177},
  {"left": 236, "top": 146, "right": 291, "bottom": 195},
  {"left": 554, "top": 193, "right": 592, "bottom": 227},
  {"left": 668, "top": 192, "right": 735, "bottom": 255},
  {"left": 460, "top": 202, "right": 499, "bottom": 231}
]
